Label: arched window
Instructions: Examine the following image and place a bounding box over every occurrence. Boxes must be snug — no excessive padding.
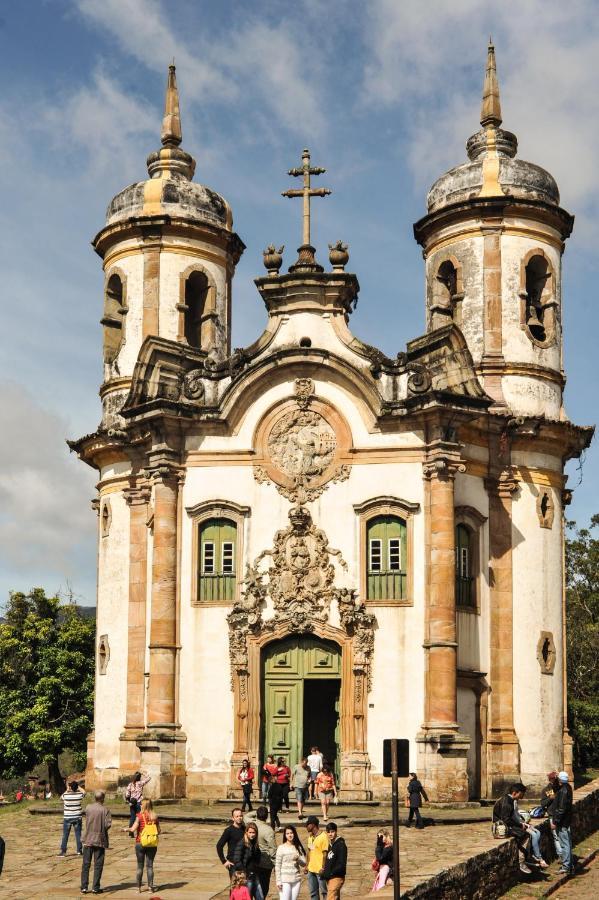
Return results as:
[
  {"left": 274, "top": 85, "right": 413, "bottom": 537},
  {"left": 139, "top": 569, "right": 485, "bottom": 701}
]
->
[
  {"left": 455, "top": 524, "right": 475, "bottom": 608},
  {"left": 430, "top": 258, "right": 464, "bottom": 329},
  {"left": 198, "top": 518, "right": 237, "bottom": 602},
  {"left": 184, "top": 271, "right": 209, "bottom": 348},
  {"left": 524, "top": 254, "right": 550, "bottom": 342},
  {"left": 366, "top": 515, "right": 407, "bottom": 601},
  {"left": 102, "top": 273, "right": 126, "bottom": 363}
]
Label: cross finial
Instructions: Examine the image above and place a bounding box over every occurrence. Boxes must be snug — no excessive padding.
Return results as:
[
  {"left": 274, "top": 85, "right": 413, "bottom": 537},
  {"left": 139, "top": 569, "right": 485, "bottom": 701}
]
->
[{"left": 282, "top": 148, "right": 331, "bottom": 272}]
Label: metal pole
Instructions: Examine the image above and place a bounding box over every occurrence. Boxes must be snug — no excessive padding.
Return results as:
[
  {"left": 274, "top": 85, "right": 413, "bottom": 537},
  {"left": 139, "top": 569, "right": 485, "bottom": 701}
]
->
[{"left": 391, "top": 739, "right": 401, "bottom": 898}]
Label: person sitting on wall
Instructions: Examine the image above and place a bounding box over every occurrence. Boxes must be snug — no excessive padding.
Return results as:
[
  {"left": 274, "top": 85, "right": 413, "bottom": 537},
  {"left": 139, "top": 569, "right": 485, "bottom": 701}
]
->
[{"left": 492, "top": 783, "right": 534, "bottom": 874}]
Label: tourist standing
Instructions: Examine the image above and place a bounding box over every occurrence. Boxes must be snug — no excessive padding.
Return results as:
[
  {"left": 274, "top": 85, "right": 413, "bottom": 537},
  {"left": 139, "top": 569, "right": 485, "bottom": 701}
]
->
[
  {"left": 307, "top": 747, "right": 323, "bottom": 800},
  {"left": 80, "top": 790, "right": 112, "bottom": 895},
  {"left": 276, "top": 758, "right": 291, "bottom": 811},
  {"left": 305, "top": 815, "right": 328, "bottom": 900},
  {"left": 315, "top": 765, "right": 336, "bottom": 822},
  {"left": 292, "top": 758, "right": 311, "bottom": 820},
  {"left": 125, "top": 797, "right": 160, "bottom": 893},
  {"left": 550, "top": 771, "right": 574, "bottom": 875},
  {"left": 217, "top": 808, "right": 246, "bottom": 872},
  {"left": 245, "top": 806, "right": 277, "bottom": 898},
  {"left": 125, "top": 771, "right": 151, "bottom": 830},
  {"left": 233, "top": 822, "right": 262, "bottom": 898},
  {"left": 238, "top": 760, "right": 255, "bottom": 813},
  {"left": 406, "top": 773, "right": 428, "bottom": 829},
  {"left": 322, "top": 822, "right": 347, "bottom": 900},
  {"left": 275, "top": 825, "right": 306, "bottom": 900},
  {"left": 371, "top": 829, "right": 393, "bottom": 891},
  {"left": 57, "top": 780, "right": 85, "bottom": 857},
  {"left": 262, "top": 756, "right": 277, "bottom": 802}
]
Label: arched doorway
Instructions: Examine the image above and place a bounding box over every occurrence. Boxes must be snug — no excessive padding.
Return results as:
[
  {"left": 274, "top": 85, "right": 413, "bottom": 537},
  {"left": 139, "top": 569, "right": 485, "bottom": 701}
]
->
[{"left": 261, "top": 636, "right": 341, "bottom": 777}]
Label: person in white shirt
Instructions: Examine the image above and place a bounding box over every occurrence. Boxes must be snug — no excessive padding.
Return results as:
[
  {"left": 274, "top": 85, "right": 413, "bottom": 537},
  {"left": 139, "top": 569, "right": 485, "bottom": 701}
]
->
[
  {"left": 275, "top": 826, "right": 306, "bottom": 900},
  {"left": 306, "top": 747, "right": 323, "bottom": 800}
]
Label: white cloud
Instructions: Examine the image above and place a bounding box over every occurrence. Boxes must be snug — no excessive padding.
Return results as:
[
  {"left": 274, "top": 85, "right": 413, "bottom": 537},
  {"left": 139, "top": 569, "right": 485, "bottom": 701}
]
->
[
  {"left": 74, "top": 0, "right": 324, "bottom": 138},
  {"left": 0, "top": 383, "right": 96, "bottom": 598},
  {"left": 361, "top": 0, "right": 599, "bottom": 240}
]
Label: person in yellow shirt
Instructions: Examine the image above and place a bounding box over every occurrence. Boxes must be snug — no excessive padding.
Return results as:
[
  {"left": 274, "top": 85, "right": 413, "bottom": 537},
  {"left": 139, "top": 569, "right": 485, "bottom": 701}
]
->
[{"left": 305, "top": 816, "right": 328, "bottom": 900}]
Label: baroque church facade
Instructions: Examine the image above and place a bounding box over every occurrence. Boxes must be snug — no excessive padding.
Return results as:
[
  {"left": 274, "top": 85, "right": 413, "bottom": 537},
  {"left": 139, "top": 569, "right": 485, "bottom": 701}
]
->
[{"left": 72, "top": 45, "right": 592, "bottom": 802}]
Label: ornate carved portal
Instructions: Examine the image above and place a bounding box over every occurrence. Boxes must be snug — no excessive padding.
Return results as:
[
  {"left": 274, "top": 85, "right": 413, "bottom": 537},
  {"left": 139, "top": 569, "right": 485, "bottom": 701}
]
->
[{"left": 227, "top": 505, "right": 376, "bottom": 799}]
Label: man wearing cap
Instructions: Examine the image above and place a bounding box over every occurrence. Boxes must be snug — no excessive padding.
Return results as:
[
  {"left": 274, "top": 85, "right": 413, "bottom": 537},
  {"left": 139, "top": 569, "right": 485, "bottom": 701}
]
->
[
  {"left": 305, "top": 816, "right": 328, "bottom": 900},
  {"left": 549, "top": 772, "right": 574, "bottom": 875},
  {"left": 321, "top": 822, "right": 347, "bottom": 900}
]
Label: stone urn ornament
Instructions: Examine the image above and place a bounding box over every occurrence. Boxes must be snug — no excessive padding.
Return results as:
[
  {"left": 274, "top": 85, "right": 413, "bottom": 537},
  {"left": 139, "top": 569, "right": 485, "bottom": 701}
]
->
[
  {"left": 263, "top": 244, "right": 284, "bottom": 276},
  {"left": 328, "top": 240, "right": 349, "bottom": 271}
]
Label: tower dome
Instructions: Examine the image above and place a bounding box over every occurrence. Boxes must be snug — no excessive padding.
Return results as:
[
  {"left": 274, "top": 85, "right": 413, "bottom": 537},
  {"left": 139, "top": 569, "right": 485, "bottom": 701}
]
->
[
  {"left": 427, "top": 42, "right": 560, "bottom": 213},
  {"left": 104, "top": 65, "right": 232, "bottom": 230}
]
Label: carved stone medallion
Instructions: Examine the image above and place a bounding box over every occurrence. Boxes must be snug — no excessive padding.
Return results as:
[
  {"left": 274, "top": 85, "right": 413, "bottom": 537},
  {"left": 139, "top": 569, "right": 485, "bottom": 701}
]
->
[{"left": 267, "top": 408, "right": 337, "bottom": 481}]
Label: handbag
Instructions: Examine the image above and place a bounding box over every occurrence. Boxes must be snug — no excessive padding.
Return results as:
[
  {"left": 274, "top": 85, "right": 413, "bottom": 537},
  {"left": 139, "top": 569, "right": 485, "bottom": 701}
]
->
[
  {"left": 404, "top": 796, "right": 410, "bottom": 808},
  {"left": 371, "top": 857, "right": 380, "bottom": 872},
  {"left": 492, "top": 821, "right": 507, "bottom": 838}
]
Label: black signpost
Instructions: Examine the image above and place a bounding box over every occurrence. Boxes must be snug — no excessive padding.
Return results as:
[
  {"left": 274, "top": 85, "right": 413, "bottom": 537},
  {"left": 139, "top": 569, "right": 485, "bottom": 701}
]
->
[{"left": 383, "top": 739, "right": 410, "bottom": 899}]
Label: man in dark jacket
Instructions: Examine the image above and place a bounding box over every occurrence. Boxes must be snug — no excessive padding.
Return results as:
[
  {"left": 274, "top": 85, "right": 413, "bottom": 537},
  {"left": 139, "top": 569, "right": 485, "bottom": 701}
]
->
[
  {"left": 80, "top": 790, "right": 112, "bottom": 894},
  {"left": 549, "top": 772, "right": 574, "bottom": 874},
  {"left": 322, "top": 823, "right": 347, "bottom": 900},
  {"left": 216, "top": 808, "right": 246, "bottom": 872},
  {"left": 492, "top": 783, "right": 532, "bottom": 874}
]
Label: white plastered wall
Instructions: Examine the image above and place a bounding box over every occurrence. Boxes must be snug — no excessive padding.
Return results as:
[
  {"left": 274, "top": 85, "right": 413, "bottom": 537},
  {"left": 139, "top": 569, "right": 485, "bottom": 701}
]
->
[
  {"left": 158, "top": 249, "right": 227, "bottom": 344},
  {"left": 94, "top": 490, "right": 130, "bottom": 768},
  {"left": 511, "top": 482, "right": 564, "bottom": 787}
]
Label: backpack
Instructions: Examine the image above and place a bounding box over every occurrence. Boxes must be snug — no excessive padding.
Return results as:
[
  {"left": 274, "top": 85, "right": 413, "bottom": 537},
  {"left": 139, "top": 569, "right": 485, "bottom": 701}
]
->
[{"left": 139, "top": 816, "right": 159, "bottom": 848}]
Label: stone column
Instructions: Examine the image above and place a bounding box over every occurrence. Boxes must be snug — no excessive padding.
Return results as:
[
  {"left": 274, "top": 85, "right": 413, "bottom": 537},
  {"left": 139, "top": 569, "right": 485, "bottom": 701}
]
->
[
  {"left": 485, "top": 470, "right": 520, "bottom": 794},
  {"left": 142, "top": 229, "right": 161, "bottom": 338},
  {"left": 120, "top": 485, "right": 151, "bottom": 773},
  {"left": 480, "top": 221, "right": 506, "bottom": 406},
  {"left": 137, "top": 466, "right": 186, "bottom": 798},
  {"left": 417, "top": 456, "right": 470, "bottom": 802}
]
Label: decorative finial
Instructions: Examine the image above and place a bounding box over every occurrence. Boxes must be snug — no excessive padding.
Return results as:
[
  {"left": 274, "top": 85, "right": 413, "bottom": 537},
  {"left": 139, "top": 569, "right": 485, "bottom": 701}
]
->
[
  {"left": 263, "top": 244, "right": 284, "bottom": 276},
  {"left": 161, "top": 63, "right": 182, "bottom": 148},
  {"left": 480, "top": 39, "right": 502, "bottom": 129},
  {"left": 328, "top": 240, "right": 349, "bottom": 272},
  {"left": 282, "top": 148, "right": 331, "bottom": 273}
]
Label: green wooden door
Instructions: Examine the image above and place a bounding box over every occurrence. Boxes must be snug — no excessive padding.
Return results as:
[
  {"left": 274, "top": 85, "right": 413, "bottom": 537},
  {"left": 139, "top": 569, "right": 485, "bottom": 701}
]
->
[{"left": 262, "top": 637, "right": 341, "bottom": 776}]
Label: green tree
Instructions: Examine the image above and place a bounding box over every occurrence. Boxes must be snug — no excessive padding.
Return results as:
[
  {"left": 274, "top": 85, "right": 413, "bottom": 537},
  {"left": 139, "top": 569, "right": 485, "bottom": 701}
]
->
[
  {"left": 0, "top": 588, "right": 95, "bottom": 792},
  {"left": 566, "top": 515, "right": 599, "bottom": 767}
]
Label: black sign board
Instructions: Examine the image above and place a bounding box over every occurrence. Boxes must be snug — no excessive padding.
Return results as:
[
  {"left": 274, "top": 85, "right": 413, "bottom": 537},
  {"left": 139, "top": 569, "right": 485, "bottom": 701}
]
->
[{"left": 383, "top": 738, "right": 410, "bottom": 778}]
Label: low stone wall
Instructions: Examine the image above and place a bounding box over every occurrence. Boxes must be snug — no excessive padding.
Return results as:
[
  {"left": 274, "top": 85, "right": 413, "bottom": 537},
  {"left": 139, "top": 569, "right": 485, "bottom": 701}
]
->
[{"left": 401, "top": 776, "right": 599, "bottom": 899}]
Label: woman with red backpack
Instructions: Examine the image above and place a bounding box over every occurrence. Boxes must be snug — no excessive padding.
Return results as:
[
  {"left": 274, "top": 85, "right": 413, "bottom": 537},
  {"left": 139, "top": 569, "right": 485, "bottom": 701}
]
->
[{"left": 125, "top": 798, "right": 161, "bottom": 893}]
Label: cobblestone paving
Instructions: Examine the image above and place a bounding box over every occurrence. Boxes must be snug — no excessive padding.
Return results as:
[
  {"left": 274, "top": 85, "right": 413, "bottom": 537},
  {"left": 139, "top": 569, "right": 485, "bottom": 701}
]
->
[{"left": 0, "top": 805, "right": 502, "bottom": 899}]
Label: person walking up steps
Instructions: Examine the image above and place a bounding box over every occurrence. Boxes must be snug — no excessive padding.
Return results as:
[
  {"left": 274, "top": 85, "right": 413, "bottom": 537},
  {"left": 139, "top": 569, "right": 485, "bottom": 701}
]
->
[
  {"left": 406, "top": 773, "right": 428, "bottom": 829},
  {"left": 125, "top": 798, "right": 161, "bottom": 894},
  {"left": 307, "top": 747, "right": 323, "bottom": 800},
  {"left": 321, "top": 822, "right": 347, "bottom": 900},
  {"left": 262, "top": 756, "right": 277, "bottom": 802},
  {"left": 238, "top": 759, "right": 255, "bottom": 813},
  {"left": 305, "top": 815, "right": 328, "bottom": 900},
  {"left": 80, "top": 790, "right": 111, "bottom": 895},
  {"left": 276, "top": 758, "right": 291, "bottom": 812},
  {"left": 57, "top": 780, "right": 84, "bottom": 857},
  {"left": 275, "top": 825, "right": 306, "bottom": 900}
]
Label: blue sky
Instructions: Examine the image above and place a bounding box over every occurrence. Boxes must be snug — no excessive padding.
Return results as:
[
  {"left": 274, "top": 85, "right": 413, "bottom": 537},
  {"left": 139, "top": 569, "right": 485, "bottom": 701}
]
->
[{"left": 0, "top": 0, "right": 596, "bottom": 606}]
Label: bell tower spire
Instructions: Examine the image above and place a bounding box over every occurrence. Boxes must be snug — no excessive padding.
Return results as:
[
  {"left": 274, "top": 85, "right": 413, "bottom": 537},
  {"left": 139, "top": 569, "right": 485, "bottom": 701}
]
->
[
  {"left": 480, "top": 38, "right": 502, "bottom": 129},
  {"left": 161, "top": 63, "right": 182, "bottom": 148}
]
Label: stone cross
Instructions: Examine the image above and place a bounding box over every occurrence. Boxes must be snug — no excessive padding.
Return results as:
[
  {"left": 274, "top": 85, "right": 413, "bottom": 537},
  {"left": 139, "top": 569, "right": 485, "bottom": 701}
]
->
[{"left": 282, "top": 148, "right": 331, "bottom": 271}]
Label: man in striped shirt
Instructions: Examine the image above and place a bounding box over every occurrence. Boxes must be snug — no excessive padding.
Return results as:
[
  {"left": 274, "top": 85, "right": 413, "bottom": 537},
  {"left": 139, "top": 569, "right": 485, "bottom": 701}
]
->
[{"left": 57, "top": 781, "right": 85, "bottom": 856}]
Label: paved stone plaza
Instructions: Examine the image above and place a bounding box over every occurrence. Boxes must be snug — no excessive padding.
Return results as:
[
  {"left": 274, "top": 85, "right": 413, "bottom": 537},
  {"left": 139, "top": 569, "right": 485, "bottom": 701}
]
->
[{"left": 0, "top": 805, "right": 501, "bottom": 899}]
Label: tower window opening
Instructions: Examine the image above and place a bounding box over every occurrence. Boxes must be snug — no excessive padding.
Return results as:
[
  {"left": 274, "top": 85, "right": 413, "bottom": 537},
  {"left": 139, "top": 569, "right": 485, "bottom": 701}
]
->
[
  {"left": 184, "top": 271, "right": 209, "bottom": 348},
  {"left": 541, "top": 638, "right": 550, "bottom": 666},
  {"left": 102, "top": 273, "right": 125, "bottom": 363},
  {"left": 524, "top": 255, "right": 550, "bottom": 342},
  {"left": 540, "top": 493, "right": 549, "bottom": 519},
  {"left": 432, "top": 260, "right": 461, "bottom": 326}
]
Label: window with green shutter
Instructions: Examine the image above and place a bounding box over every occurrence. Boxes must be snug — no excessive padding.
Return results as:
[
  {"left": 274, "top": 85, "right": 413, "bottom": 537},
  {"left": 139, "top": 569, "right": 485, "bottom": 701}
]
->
[
  {"left": 366, "top": 515, "right": 407, "bottom": 600},
  {"left": 198, "top": 518, "right": 237, "bottom": 601},
  {"left": 456, "top": 524, "right": 475, "bottom": 608}
]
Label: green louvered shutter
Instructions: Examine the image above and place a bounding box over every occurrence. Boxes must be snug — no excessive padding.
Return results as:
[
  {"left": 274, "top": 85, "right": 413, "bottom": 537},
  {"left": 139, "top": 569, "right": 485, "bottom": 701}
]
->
[
  {"left": 199, "top": 518, "right": 237, "bottom": 601},
  {"left": 367, "top": 515, "right": 407, "bottom": 600}
]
